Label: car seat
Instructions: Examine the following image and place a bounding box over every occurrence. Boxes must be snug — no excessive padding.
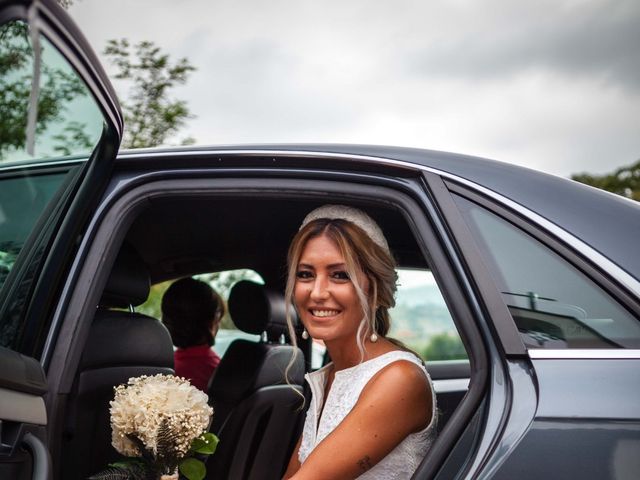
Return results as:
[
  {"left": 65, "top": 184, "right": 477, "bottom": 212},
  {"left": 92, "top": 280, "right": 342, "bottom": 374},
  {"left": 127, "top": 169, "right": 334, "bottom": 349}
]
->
[
  {"left": 62, "top": 243, "right": 175, "bottom": 479},
  {"left": 206, "top": 280, "right": 305, "bottom": 480}
]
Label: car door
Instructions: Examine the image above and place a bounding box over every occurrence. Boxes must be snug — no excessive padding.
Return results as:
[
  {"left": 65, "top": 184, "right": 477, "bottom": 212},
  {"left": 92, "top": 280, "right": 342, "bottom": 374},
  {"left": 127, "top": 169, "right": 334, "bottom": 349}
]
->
[
  {"left": 424, "top": 173, "right": 640, "bottom": 478},
  {"left": 0, "top": 1, "right": 121, "bottom": 478}
]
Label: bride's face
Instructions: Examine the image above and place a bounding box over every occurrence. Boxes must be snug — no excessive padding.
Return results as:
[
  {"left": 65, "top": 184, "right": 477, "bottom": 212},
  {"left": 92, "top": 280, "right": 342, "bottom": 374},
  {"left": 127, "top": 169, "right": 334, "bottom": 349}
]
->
[{"left": 294, "top": 234, "right": 367, "bottom": 345}]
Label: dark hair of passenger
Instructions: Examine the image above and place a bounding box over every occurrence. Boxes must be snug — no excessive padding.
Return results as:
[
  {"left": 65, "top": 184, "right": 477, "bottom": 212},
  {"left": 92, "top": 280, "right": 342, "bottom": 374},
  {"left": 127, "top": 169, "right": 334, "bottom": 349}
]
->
[{"left": 161, "top": 277, "right": 225, "bottom": 349}]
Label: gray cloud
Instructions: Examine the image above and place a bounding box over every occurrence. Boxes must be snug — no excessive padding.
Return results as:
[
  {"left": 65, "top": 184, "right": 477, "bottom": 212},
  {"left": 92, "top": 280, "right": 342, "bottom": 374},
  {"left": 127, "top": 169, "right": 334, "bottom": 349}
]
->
[
  {"left": 408, "top": 1, "right": 640, "bottom": 90},
  {"left": 177, "top": 35, "right": 365, "bottom": 142},
  {"left": 69, "top": 0, "right": 640, "bottom": 177}
]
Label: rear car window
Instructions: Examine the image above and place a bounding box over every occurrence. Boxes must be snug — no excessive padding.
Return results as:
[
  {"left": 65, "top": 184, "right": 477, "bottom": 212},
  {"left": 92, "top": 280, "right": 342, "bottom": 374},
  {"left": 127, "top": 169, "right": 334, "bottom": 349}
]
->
[
  {"left": 137, "top": 269, "right": 263, "bottom": 356},
  {"left": 389, "top": 268, "right": 466, "bottom": 361},
  {"left": 454, "top": 194, "right": 640, "bottom": 349}
]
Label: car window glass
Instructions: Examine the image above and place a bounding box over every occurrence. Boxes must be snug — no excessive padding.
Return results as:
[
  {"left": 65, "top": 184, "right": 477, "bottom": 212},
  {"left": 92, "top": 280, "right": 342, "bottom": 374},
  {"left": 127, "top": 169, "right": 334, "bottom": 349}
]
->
[
  {"left": 454, "top": 194, "right": 640, "bottom": 349},
  {"left": 0, "top": 20, "right": 106, "bottom": 352},
  {"left": 389, "top": 268, "right": 467, "bottom": 361},
  {"left": 1, "top": 21, "right": 103, "bottom": 164},
  {"left": 137, "top": 269, "right": 264, "bottom": 357}
]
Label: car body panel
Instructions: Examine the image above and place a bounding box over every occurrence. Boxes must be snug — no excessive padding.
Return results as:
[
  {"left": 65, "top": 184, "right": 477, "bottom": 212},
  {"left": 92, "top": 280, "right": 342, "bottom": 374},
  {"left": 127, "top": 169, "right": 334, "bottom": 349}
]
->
[
  {"left": 533, "top": 358, "right": 640, "bottom": 419},
  {"left": 492, "top": 361, "right": 640, "bottom": 479}
]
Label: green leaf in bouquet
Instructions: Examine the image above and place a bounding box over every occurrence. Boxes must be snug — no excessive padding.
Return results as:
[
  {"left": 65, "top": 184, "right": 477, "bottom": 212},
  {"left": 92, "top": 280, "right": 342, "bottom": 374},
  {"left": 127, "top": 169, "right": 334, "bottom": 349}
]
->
[
  {"left": 179, "top": 458, "right": 206, "bottom": 480},
  {"left": 190, "top": 432, "right": 219, "bottom": 455}
]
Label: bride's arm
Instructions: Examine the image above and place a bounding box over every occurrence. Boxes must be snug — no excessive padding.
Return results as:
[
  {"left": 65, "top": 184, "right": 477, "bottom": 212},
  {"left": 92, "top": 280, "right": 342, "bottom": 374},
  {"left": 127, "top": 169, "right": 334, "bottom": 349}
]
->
[
  {"left": 283, "top": 435, "right": 302, "bottom": 479},
  {"left": 287, "top": 360, "right": 432, "bottom": 480}
]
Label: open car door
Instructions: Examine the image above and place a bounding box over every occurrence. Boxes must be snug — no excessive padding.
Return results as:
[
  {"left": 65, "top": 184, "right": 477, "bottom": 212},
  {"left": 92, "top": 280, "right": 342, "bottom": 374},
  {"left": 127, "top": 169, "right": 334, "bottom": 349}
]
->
[{"left": 0, "top": 1, "right": 122, "bottom": 478}]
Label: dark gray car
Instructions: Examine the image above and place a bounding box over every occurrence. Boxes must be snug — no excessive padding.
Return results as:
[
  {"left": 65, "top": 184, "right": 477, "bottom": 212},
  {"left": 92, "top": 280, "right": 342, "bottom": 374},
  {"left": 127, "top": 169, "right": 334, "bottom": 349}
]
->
[{"left": 1, "top": 1, "right": 639, "bottom": 479}]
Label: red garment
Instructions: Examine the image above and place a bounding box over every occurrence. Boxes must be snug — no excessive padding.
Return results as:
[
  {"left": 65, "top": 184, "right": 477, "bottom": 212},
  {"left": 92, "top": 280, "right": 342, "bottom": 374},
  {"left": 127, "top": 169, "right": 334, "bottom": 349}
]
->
[{"left": 174, "top": 344, "right": 221, "bottom": 392}]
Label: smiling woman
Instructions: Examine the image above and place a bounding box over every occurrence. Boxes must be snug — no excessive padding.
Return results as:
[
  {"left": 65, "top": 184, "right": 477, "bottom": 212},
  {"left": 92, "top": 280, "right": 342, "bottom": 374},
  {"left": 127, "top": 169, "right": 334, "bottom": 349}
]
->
[{"left": 283, "top": 205, "right": 436, "bottom": 480}]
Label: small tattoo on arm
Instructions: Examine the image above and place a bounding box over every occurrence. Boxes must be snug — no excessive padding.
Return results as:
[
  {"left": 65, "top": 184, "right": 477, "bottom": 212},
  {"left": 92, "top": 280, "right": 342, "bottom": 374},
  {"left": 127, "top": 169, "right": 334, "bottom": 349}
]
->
[{"left": 357, "top": 455, "right": 373, "bottom": 472}]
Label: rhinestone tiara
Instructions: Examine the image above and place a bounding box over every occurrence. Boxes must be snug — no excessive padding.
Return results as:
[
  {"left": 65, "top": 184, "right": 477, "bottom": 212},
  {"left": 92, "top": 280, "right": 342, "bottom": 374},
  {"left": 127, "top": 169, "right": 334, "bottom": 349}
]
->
[{"left": 299, "top": 204, "right": 390, "bottom": 253}]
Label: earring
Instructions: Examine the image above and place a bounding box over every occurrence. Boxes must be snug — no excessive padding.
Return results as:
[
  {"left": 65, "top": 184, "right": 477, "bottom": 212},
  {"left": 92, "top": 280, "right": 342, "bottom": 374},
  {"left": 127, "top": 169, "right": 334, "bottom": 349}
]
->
[
  {"left": 302, "top": 329, "right": 309, "bottom": 340},
  {"left": 370, "top": 332, "right": 378, "bottom": 342}
]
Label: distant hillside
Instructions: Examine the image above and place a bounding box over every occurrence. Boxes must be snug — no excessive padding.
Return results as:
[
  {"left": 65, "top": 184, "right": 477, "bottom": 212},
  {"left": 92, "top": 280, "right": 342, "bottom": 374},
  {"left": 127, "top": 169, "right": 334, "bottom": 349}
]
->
[
  {"left": 389, "top": 283, "right": 457, "bottom": 343},
  {"left": 395, "top": 283, "right": 449, "bottom": 306}
]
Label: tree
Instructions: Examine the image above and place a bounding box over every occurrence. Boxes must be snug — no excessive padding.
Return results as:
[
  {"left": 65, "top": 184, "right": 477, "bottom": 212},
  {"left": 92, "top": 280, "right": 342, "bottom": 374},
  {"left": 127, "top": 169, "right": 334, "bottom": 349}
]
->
[
  {"left": 55, "top": 1, "right": 197, "bottom": 148},
  {"left": 571, "top": 160, "right": 640, "bottom": 201},
  {"left": 422, "top": 332, "right": 467, "bottom": 361},
  {"left": 0, "top": 21, "right": 90, "bottom": 161},
  {"left": 104, "top": 39, "right": 196, "bottom": 149}
]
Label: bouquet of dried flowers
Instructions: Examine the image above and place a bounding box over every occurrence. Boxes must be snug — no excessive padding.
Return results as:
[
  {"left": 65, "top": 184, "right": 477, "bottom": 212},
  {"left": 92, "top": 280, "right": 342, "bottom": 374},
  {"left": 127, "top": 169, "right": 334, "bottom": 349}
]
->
[{"left": 89, "top": 374, "right": 218, "bottom": 480}]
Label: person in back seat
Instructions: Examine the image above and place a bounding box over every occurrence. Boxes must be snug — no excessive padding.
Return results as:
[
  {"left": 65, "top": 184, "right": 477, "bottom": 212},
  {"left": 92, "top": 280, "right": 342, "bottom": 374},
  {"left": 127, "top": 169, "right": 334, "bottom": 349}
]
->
[{"left": 161, "top": 277, "right": 225, "bottom": 392}]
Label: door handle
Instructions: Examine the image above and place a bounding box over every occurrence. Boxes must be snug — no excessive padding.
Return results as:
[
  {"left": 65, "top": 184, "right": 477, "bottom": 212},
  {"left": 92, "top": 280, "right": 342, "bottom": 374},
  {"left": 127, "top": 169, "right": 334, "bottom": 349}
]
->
[{"left": 22, "top": 433, "right": 51, "bottom": 480}]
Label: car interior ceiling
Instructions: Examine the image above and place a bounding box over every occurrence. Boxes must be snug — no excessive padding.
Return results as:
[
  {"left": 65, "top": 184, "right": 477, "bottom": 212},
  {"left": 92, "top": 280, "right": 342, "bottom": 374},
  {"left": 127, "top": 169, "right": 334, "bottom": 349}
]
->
[
  {"left": 71, "top": 192, "right": 469, "bottom": 478},
  {"left": 124, "top": 195, "right": 428, "bottom": 287}
]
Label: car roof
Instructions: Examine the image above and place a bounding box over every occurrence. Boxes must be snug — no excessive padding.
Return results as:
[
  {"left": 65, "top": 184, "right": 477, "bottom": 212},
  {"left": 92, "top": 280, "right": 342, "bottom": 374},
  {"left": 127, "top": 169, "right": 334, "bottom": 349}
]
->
[{"left": 118, "top": 144, "right": 640, "bottom": 283}]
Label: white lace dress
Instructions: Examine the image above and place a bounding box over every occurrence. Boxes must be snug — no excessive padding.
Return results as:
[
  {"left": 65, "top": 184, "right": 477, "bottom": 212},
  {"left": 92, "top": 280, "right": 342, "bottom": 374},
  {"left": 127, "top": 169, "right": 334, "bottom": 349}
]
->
[{"left": 298, "top": 350, "right": 437, "bottom": 479}]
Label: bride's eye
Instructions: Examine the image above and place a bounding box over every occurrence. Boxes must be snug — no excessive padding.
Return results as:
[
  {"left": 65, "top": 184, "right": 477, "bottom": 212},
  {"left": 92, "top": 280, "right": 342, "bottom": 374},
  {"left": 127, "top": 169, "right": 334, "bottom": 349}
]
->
[
  {"left": 331, "top": 271, "right": 350, "bottom": 281},
  {"left": 296, "top": 270, "right": 314, "bottom": 280}
]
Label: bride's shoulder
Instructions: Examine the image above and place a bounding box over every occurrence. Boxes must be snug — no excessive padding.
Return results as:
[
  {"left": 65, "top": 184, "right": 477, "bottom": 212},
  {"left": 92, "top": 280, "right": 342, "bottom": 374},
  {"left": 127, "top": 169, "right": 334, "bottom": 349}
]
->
[
  {"left": 364, "top": 351, "right": 430, "bottom": 395},
  {"left": 356, "top": 352, "right": 433, "bottom": 431}
]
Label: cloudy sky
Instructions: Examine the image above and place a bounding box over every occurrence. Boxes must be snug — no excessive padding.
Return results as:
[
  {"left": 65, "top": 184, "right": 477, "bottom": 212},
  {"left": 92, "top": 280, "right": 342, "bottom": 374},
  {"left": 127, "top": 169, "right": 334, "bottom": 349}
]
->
[{"left": 68, "top": 0, "right": 640, "bottom": 178}]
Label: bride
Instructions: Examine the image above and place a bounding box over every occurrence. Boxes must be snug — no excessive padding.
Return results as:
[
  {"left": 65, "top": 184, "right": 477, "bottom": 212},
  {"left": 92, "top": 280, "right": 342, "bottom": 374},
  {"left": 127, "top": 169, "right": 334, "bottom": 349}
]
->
[{"left": 283, "top": 205, "right": 436, "bottom": 479}]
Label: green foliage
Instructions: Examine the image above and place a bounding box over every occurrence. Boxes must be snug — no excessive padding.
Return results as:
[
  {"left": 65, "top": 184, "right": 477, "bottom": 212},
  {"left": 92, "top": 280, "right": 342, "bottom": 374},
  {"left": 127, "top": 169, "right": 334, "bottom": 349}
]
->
[
  {"left": 571, "top": 159, "right": 640, "bottom": 201},
  {"left": 0, "top": 22, "right": 31, "bottom": 74},
  {"left": 0, "top": 246, "right": 18, "bottom": 288},
  {"left": 52, "top": 121, "right": 93, "bottom": 155},
  {"left": 422, "top": 332, "right": 467, "bottom": 361},
  {"left": 104, "top": 39, "right": 196, "bottom": 148},
  {"left": 89, "top": 430, "right": 219, "bottom": 480},
  {"left": 0, "top": 21, "right": 89, "bottom": 160},
  {"left": 179, "top": 458, "right": 206, "bottom": 480},
  {"left": 137, "top": 280, "right": 173, "bottom": 320},
  {"left": 190, "top": 432, "right": 219, "bottom": 455}
]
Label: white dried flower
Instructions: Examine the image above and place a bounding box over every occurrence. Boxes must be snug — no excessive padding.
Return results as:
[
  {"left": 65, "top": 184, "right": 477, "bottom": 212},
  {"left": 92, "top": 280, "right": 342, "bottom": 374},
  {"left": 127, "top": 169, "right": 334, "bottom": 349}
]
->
[{"left": 110, "top": 374, "right": 213, "bottom": 458}]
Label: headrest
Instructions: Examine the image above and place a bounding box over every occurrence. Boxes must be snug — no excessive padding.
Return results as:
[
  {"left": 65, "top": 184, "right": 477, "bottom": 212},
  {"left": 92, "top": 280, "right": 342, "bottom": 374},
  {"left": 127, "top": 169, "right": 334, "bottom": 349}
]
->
[
  {"left": 100, "top": 243, "right": 150, "bottom": 308},
  {"left": 209, "top": 340, "right": 304, "bottom": 403},
  {"left": 80, "top": 311, "right": 174, "bottom": 370},
  {"left": 227, "top": 281, "right": 293, "bottom": 341}
]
